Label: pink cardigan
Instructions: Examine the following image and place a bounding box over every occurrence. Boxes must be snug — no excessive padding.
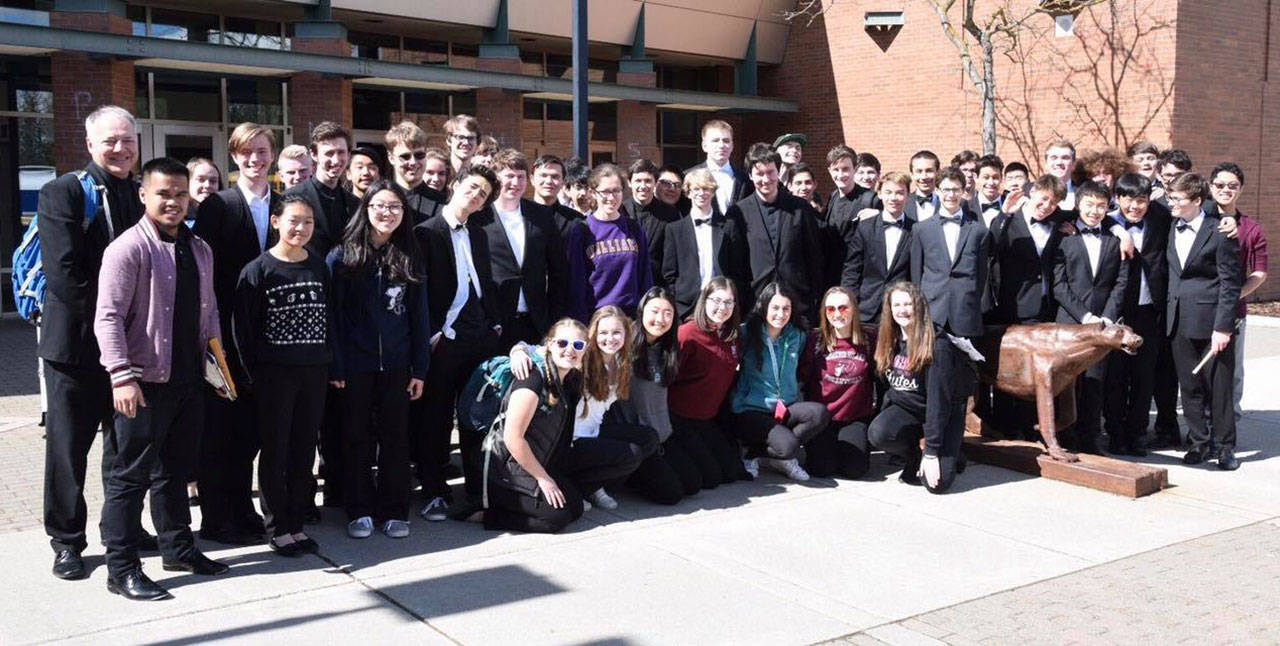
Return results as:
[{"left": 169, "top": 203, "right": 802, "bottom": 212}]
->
[{"left": 94, "top": 216, "right": 220, "bottom": 387}]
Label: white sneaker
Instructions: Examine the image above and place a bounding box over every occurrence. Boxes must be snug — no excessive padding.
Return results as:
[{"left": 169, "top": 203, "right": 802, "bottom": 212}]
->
[
  {"left": 588, "top": 488, "right": 618, "bottom": 510},
  {"left": 768, "top": 458, "right": 811, "bottom": 482},
  {"left": 383, "top": 519, "right": 410, "bottom": 538},
  {"left": 347, "top": 516, "right": 373, "bottom": 539},
  {"left": 742, "top": 457, "right": 760, "bottom": 479},
  {"left": 419, "top": 496, "right": 450, "bottom": 522}
]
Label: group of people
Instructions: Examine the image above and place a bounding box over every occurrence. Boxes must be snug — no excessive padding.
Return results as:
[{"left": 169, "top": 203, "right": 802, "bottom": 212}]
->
[{"left": 35, "top": 103, "right": 1266, "bottom": 601}]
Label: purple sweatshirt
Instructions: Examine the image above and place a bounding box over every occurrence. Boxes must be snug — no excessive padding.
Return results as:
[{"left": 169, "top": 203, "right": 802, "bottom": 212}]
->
[
  {"left": 566, "top": 213, "right": 653, "bottom": 321},
  {"left": 95, "top": 216, "right": 221, "bottom": 387}
]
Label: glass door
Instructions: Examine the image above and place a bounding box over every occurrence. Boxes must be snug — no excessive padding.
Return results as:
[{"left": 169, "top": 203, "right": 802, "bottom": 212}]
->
[{"left": 146, "top": 123, "right": 227, "bottom": 171}]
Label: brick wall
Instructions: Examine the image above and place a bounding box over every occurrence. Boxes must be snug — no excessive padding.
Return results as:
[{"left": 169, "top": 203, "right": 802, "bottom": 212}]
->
[
  {"left": 476, "top": 57, "right": 524, "bottom": 151},
  {"left": 49, "top": 11, "right": 135, "bottom": 174},
  {"left": 291, "top": 37, "right": 353, "bottom": 136},
  {"left": 617, "top": 71, "right": 660, "bottom": 164}
]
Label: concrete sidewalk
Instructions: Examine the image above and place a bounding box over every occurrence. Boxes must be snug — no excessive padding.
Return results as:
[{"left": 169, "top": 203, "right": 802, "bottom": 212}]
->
[{"left": 1, "top": 319, "right": 1278, "bottom": 645}]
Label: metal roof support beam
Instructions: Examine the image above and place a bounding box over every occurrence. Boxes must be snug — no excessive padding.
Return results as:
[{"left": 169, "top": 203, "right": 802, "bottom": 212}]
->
[
  {"left": 620, "top": 3, "right": 654, "bottom": 75},
  {"left": 0, "top": 23, "right": 797, "bottom": 113},
  {"left": 481, "top": 0, "right": 520, "bottom": 59},
  {"left": 735, "top": 22, "right": 758, "bottom": 96}
]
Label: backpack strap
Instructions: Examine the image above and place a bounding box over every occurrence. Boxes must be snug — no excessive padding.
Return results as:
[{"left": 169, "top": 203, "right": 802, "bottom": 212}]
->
[{"left": 75, "top": 170, "right": 113, "bottom": 238}]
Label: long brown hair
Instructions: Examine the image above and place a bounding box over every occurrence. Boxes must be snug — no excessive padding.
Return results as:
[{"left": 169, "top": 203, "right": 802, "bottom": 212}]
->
[
  {"left": 874, "top": 281, "right": 934, "bottom": 373},
  {"left": 582, "top": 306, "right": 633, "bottom": 410},
  {"left": 818, "top": 286, "right": 864, "bottom": 351},
  {"left": 692, "top": 277, "right": 740, "bottom": 342}
]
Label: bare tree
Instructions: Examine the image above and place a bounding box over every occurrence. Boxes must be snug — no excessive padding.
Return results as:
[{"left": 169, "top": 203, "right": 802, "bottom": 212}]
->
[{"left": 780, "top": 0, "right": 835, "bottom": 27}]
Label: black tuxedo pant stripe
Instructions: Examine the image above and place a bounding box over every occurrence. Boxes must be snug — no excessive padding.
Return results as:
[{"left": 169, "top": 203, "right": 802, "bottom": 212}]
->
[
  {"left": 1170, "top": 333, "right": 1237, "bottom": 452},
  {"left": 43, "top": 360, "right": 114, "bottom": 554},
  {"left": 102, "top": 381, "right": 203, "bottom": 579},
  {"left": 255, "top": 364, "right": 327, "bottom": 538}
]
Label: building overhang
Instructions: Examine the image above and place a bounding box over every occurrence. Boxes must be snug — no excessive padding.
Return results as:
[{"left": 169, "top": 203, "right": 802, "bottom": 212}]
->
[{"left": 0, "top": 22, "right": 797, "bottom": 113}]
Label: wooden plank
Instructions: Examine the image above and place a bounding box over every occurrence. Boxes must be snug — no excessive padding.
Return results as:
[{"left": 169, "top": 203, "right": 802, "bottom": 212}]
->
[{"left": 962, "top": 435, "right": 1169, "bottom": 498}]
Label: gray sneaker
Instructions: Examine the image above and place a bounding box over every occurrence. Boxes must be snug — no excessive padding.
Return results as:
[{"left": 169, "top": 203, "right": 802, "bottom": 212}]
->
[
  {"left": 419, "top": 496, "right": 450, "bottom": 522},
  {"left": 383, "top": 519, "right": 410, "bottom": 538},
  {"left": 588, "top": 488, "right": 618, "bottom": 510},
  {"left": 347, "top": 516, "right": 373, "bottom": 539}
]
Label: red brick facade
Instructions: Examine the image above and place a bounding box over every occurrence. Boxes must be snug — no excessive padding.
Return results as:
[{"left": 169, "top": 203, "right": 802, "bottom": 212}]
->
[
  {"left": 290, "top": 37, "right": 354, "bottom": 138},
  {"left": 476, "top": 57, "right": 525, "bottom": 151},
  {"left": 49, "top": 11, "right": 135, "bottom": 174},
  {"left": 617, "top": 71, "right": 660, "bottom": 164}
]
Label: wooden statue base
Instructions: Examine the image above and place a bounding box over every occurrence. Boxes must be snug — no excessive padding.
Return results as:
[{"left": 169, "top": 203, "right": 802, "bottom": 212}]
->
[{"left": 962, "top": 435, "right": 1168, "bottom": 498}]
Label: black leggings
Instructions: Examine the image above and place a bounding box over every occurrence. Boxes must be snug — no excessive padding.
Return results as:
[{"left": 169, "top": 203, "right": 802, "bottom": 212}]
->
[
  {"left": 255, "top": 364, "right": 327, "bottom": 538},
  {"left": 567, "top": 422, "right": 656, "bottom": 494},
  {"left": 627, "top": 437, "right": 702, "bottom": 505},
  {"left": 670, "top": 414, "right": 751, "bottom": 483},
  {"left": 868, "top": 402, "right": 924, "bottom": 474},
  {"left": 804, "top": 417, "right": 871, "bottom": 479},
  {"left": 341, "top": 369, "right": 411, "bottom": 522},
  {"left": 731, "top": 401, "right": 831, "bottom": 460},
  {"left": 484, "top": 467, "right": 584, "bottom": 534}
]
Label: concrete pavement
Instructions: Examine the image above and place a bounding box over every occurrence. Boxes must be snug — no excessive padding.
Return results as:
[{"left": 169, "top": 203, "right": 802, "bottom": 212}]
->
[{"left": 1, "top": 317, "right": 1278, "bottom": 645}]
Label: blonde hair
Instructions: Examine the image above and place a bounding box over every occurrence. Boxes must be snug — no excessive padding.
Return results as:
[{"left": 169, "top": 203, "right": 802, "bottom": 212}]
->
[
  {"left": 385, "top": 121, "right": 428, "bottom": 151},
  {"left": 228, "top": 122, "right": 276, "bottom": 156},
  {"left": 683, "top": 168, "right": 717, "bottom": 193},
  {"left": 278, "top": 144, "right": 310, "bottom": 163}
]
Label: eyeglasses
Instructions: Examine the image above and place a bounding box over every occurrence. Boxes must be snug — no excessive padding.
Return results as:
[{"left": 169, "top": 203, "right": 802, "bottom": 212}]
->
[
  {"left": 552, "top": 338, "right": 587, "bottom": 351},
  {"left": 706, "top": 296, "right": 735, "bottom": 309},
  {"left": 594, "top": 188, "right": 623, "bottom": 197},
  {"left": 937, "top": 187, "right": 964, "bottom": 194},
  {"left": 398, "top": 151, "right": 427, "bottom": 161},
  {"left": 657, "top": 180, "right": 682, "bottom": 189},
  {"left": 451, "top": 134, "right": 478, "bottom": 143},
  {"left": 1211, "top": 182, "right": 1241, "bottom": 191},
  {"left": 825, "top": 304, "right": 851, "bottom": 315},
  {"left": 1167, "top": 194, "right": 1193, "bottom": 203},
  {"left": 368, "top": 202, "right": 404, "bottom": 214}
]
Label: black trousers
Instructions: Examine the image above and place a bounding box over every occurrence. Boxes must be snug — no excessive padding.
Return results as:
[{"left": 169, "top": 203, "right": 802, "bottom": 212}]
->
[
  {"left": 1071, "top": 361, "right": 1106, "bottom": 446},
  {"left": 342, "top": 369, "right": 411, "bottom": 522},
  {"left": 484, "top": 467, "right": 583, "bottom": 534},
  {"left": 198, "top": 387, "right": 261, "bottom": 533},
  {"left": 567, "top": 422, "right": 656, "bottom": 494},
  {"left": 670, "top": 414, "right": 751, "bottom": 482},
  {"left": 666, "top": 422, "right": 724, "bottom": 489},
  {"left": 498, "top": 313, "right": 541, "bottom": 350},
  {"left": 805, "top": 417, "right": 871, "bottom": 479},
  {"left": 731, "top": 401, "right": 831, "bottom": 460},
  {"left": 924, "top": 335, "right": 974, "bottom": 460},
  {"left": 43, "top": 359, "right": 114, "bottom": 554},
  {"left": 255, "top": 364, "right": 327, "bottom": 538},
  {"left": 629, "top": 438, "right": 703, "bottom": 504},
  {"left": 1152, "top": 331, "right": 1180, "bottom": 436},
  {"left": 102, "top": 381, "right": 202, "bottom": 578},
  {"left": 1104, "top": 305, "right": 1159, "bottom": 445},
  {"left": 417, "top": 335, "right": 499, "bottom": 502},
  {"left": 315, "top": 386, "right": 344, "bottom": 507},
  {"left": 868, "top": 402, "right": 925, "bottom": 475},
  {"left": 1171, "top": 332, "right": 1237, "bottom": 453}
]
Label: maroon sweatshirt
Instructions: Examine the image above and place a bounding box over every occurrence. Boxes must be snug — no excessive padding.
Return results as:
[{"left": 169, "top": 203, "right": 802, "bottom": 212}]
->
[
  {"left": 798, "top": 330, "right": 874, "bottom": 423},
  {"left": 668, "top": 321, "right": 740, "bottom": 420}
]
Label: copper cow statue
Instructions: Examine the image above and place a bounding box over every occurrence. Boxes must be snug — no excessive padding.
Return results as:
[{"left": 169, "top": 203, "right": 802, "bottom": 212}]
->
[{"left": 971, "top": 322, "right": 1143, "bottom": 462}]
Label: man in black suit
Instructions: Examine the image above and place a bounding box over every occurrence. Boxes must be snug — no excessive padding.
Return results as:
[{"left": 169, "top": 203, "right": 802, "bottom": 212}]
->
[
  {"left": 967, "top": 154, "right": 1006, "bottom": 229},
  {"left": 843, "top": 171, "right": 913, "bottom": 326},
  {"left": 727, "top": 143, "right": 824, "bottom": 326},
  {"left": 39, "top": 105, "right": 144, "bottom": 581},
  {"left": 988, "top": 174, "right": 1066, "bottom": 325},
  {"left": 193, "top": 122, "right": 279, "bottom": 545},
  {"left": 686, "top": 119, "right": 751, "bottom": 217},
  {"left": 284, "top": 121, "right": 359, "bottom": 258},
  {"left": 909, "top": 167, "right": 988, "bottom": 493},
  {"left": 1104, "top": 173, "right": 1169, "bottom": 457},
  {"left": 386, "top": 121, "right": 444, "bottom": 224},
  {"left": 530, "top": 154, "right": 586, "bottom": 238},
  {"left": 822, "top": 145, "right": 861, "bottom": 287},
  {"left": 662, "top": 168, "right": 749, "bottom": 318},
  {"left": 904, "top": 150, "right": 942, "bottom": 222},
  {"left": 414, "top": 165, "right": 504, "bottom": 518},
  {"left": 625, "top": 159, "right": 683, "bottom": 284},
  {"left": 1051, "top": 181, "right": 1129, "bottom": 454},
  {"left": 1044, "top": 140, "right": 1079, "bottom": 212},
  {"left": 1165, "top": 173, "right": 1243, "bottom": 470},
  {"left": 472, "top": 149, "right": 568, "bottom": 347}
]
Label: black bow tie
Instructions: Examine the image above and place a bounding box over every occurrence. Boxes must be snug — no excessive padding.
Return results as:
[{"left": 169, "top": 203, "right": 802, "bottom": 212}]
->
[
  {"left": 915, "top": 194, "right": 932, "bottom": 207},
  {"left": 1031, "top": 219, "right": 1053, "bottom": 229},
  {"left": 693, "top": 218, "right": 711, "bottom": 227},
  {"left": 938, "top": 214, "right": 963, "bottom": 225},
  {"left": 451, "top": 222, "right": 465, "bottom": 232},
  {"left": 882, "top": 218, "right": 906, "bottom": 229},
  {"left": 1176, "top": 221, "right": 1194, "bottom": 233},
  {"left": 980, "top": 202, "right": 999, "bottom": 212},
  {"left": 1080, "top": 227, "right": 1101, "bottom": 236},
  {"left": 1125, "top": 220, "right": 1145, "bottom": 231}
]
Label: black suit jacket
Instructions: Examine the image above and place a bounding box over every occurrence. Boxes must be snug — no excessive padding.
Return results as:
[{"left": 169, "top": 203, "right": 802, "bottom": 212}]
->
[
  {"left": 988, "top": 212, "right": 1064, "bottom": 323},
  {"left": 909, "top": 207, "right": 989, "bottom": 338},
  {"left": 966, "top": 193, "right": 1006, "bottom": 227},
  {"left": 195, "top": 186, "right": 281, "bottom": 327},
  {"left": 1115, "top": 208, "right": 1171, "bottom": 314},
  {"left": 625, "top": 197, "right": 683, "bottom": 287},
  {"left": 404, "top": 183, "right": 446, "bottom": 224},
  {"left": 36, "top": 165, "right": 142, "bottom": 366},
  {"left": 1166, "top": 215, "right": 1242, "bottom": 339},
  {"left": 686, "top": 161, "right": 752, "bottom": 217},
  {"left": 414, "top": 214, "right": 501, "bottom": 336},
  {"left": 728, "top": 192, "right": 825, "bottom": 321},
  {"left": 284, "top": 177, "right": 360, "bottom": 259},
  {"left": 661, "top": 213, "right": 749, "bottom": 318},
  {"left": 1051, "top": 230, "right": 1128, "bottom": 323},
  {"left": 547, "top": 202, "right": 586, "bottom": 239},
  {"left": 843, "top": 212, "right": 913, "bottom": 325},
  {"left": 471, "top": 199, "right": 568, "bottom": 335}
]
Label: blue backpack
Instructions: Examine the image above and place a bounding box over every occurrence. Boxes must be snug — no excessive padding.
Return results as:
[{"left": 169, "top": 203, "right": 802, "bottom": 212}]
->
[{"left": 11, "top": 172, "right": 102, "bottom": 323}]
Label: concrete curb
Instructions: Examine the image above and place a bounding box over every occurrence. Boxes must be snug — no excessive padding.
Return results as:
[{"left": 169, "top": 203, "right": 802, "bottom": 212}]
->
[{"left": 1246, "top": 314, "right": 1280, "bottom": 329}]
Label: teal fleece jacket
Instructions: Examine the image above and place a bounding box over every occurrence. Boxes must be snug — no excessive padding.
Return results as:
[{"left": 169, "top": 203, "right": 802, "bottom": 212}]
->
[{"left": 730, "top": 322, "right": 804, "bottom": 414}]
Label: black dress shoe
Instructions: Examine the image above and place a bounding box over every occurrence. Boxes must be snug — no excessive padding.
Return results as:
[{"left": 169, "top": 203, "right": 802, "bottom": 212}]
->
[
  {"left": 1149, "top": 433, "right": 1183, "bottom": 450},
  {"left": 1217, "top": 449, "right": 1241, "bottom": 471},
  {"left": 52, "top": 550, "right": 86, "bottom": 580},
  {"left": 303, "top": 507, "right": 322, "bottom": 524},
  {"left": 107, "top": 570, "right": 172, "bottom": 601},
  {"left": 1123, "top": 440, "right": 1148, "bottom": 457},
  {"left": 294, "top": 536, "right": 319, "bottom": 553},
  {"left": 162, "top": 552, "right": 230, "bottom": 576},
  {"left": 267, "top": 538, "right": 304, "bottom": 558},
  {"left": 898, "top": 470, "right": 922, "bottom": 486},
  {"left": 1182, "top": 448, "right": 1208, "bottom": 465},
  {"left": 200, "top": 526, "right": 262, "bottom": 546}
]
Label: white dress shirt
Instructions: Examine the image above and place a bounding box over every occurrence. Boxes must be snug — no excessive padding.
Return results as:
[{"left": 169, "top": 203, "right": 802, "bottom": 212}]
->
[
  {"left": 1076, "top": 219, "right": 1103, "bottom": 277},
  {"left": 913, "top": 192, "right": 939, "bottom": 221},
  {"left": 691, "top": 213, "right": 715, "bottom": 288},
  {"left": 1024, "top": 211, "right": 1054, "bottom": 256},
  {"left": 495, "top": 204, "right": 528, "bottom": 313},
  {"left": 1059, "top": 179, "right": 1077, "bottom": 211},
  {"left": 1174, "top": 212, "right": 1204, "bottom": 269},
  {"left": 441, "top": 211, "right": 483, "bottom": 341},
  {"left": 939, "top": 208, "right": 963, "bottom": 263},
  {"left": 882, "top": 211, "right": 905, "bottom": 269},
  {"left": 239, "top": 181, "right": 272, "bottom": 251},
  {"left": 708, "top": 159, "right": 736, "bottom": 214}
]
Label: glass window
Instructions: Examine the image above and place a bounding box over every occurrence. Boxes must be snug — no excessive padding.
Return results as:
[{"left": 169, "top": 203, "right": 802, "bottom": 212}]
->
[
  {"left": 661, "top": 147, "right": 699, "bottom": 171},
  {"left": 404, "top": 38, "right": 449, "bottom": 66},
  {"left": 353, "top": 88, "right": 398, "bottom": 131},
  {"left": 589, "top": 58, "right": 618, "bottom": 83},
  {"left": 523, "top": 99, "right": 543, "bottom": 121},
  {"left": 659, "top": 65, "right": 722, "bottom": 93},
  {"left": 151, "top": 71, "right": 220, "bottom": 122},
  {"left": 546, "top": 54, "right": 571, "bottom": 81},
  {"left": 134, "top": 69, "right": 149, "bottom": 119},
  {"left": 221, "top": 17, "right": 285, "bottom": 50},
  {"left": 450, "top": 43, "right": 480, "bottom": 69},
  {"left": 520, "top": 50, "right": 544, "bottom": 77},
  {"left": 350, "top": 30, "right": 399, "bottom": 61},
  {"left": 660, "top": 110, "right": 699, "bottom": 145},
  {"left": 451, "top": 90, "right": 476, "bottom": 116},
  {"left": 544, "top": 100, "right": 572, "bottom": 122},
  {"left": 590, "top": 101, "right": 616, "bottom": 141},
  {"left": 125, "top": 4, "right": 145, "bottom": 35},
  {"left": 404, "top": 90, "right": 449, "bottom": 117},
  {"left": 0, "top": 0, "right": 50, "bottom": 27},
  {"left": 1, "top": 57, "right": 51, "bottom": 113},
  {"left": 149, "top": 8, "right": 219, "bottom": 43},
  {"left": 227, "top": 77, "right": 284, "bottom": 125}
]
